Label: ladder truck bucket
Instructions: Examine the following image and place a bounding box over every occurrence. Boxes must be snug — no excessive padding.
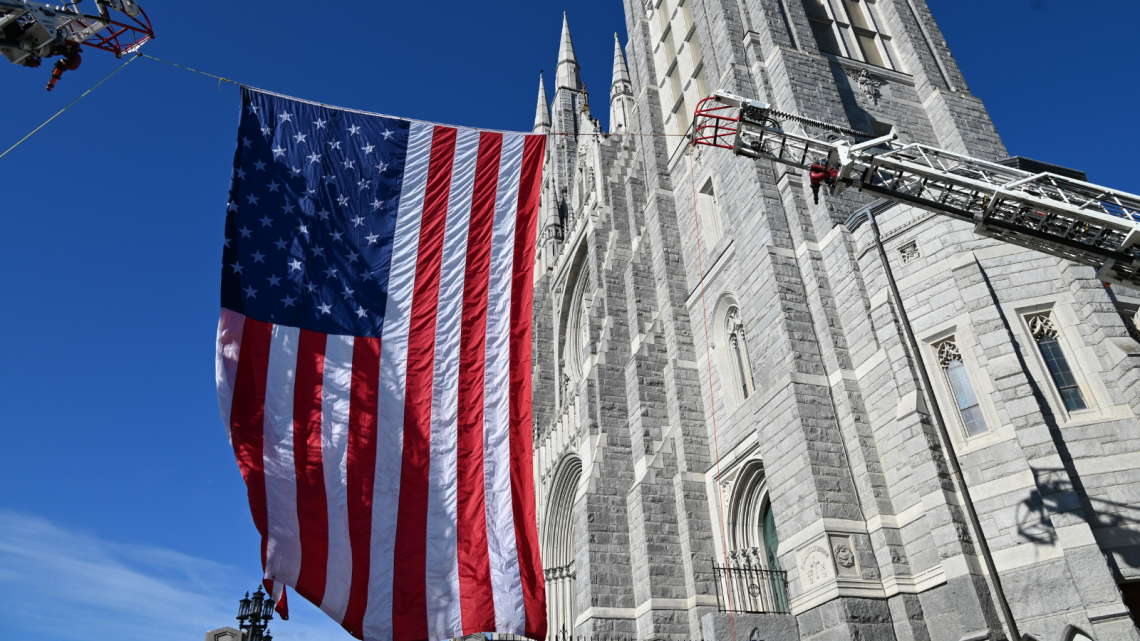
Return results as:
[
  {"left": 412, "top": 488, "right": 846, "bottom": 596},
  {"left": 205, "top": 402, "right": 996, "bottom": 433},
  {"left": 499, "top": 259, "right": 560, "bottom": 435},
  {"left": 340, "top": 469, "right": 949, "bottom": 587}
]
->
[{"left": 0, "top": 0, "right": 154, "bottom": 88}]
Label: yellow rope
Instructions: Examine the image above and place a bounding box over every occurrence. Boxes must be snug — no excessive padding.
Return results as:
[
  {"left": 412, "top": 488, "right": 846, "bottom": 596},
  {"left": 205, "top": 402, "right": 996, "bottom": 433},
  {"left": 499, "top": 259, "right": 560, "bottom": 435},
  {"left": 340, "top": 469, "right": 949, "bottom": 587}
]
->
[{"left": 137, "top": 53, "right": 238, "bottom": 89}]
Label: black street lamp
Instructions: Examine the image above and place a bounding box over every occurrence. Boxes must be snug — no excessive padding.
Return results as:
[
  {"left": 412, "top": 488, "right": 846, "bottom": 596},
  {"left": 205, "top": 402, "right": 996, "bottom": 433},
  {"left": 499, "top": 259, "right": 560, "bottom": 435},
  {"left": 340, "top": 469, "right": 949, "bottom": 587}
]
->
[{"left": 236, "top": 585, "right": 275, "bottom": 641}]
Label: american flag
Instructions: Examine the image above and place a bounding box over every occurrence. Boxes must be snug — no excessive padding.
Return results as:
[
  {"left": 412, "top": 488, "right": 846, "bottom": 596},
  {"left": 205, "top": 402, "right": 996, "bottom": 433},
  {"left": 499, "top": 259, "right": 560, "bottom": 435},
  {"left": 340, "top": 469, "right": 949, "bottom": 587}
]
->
[{"left": 215, "top": 87, "right": 547, "bottom": 641}]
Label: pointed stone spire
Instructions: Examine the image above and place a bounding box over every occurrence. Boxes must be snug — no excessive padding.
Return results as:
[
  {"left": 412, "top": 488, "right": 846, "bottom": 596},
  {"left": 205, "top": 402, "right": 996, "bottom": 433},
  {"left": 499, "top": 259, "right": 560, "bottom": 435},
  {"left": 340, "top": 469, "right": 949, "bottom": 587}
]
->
[
  {"left": 610, "top": 34, "right": 635, "bottom": 133},
  {"left": 555, "top": 12, "right": 581, "bottom": 91},
  {"left": 534, "top": 72, "right": 551, "bottom": 134},
  {"left": 611, "top": 33, "right": 631, "bottom": 90}
]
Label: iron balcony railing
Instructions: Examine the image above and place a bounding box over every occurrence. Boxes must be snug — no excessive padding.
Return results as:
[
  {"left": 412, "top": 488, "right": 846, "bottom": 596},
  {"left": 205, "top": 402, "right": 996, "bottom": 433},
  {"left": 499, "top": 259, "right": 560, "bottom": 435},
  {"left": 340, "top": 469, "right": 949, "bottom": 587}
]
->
[{"left": 713, "top": 563, "right": 790, "bottom": 614}]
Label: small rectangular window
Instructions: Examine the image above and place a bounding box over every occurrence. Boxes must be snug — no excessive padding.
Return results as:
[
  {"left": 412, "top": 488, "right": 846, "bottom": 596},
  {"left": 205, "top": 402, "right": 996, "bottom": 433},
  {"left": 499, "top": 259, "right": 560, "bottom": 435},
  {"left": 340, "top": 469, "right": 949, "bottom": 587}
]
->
[
  {"left": 697, "top": 178, "right": 723, "bottom": 247},
  {"left": 1027, "top": 313, "right": 1088, "bottom": 412},
  {"left": 936, "top": 339, "right": 988, "bottom": 436},
  {"left": 842, "top": 0, "right": 871, "bottom": 28},
  {"left": 675, "top": 95, "right": 690, "bottom": 133},
  {"left": 804, "top": 0, "right": 893, "bottom": 69},
  {"left": 854, "top": 31, "right": 886, "bottom": 67},
  {"left": 663, "top": 27, "right": 677, "bottom": 62},
  {"left": 802, "top": 0, "right": 843, "bottom": 55}
]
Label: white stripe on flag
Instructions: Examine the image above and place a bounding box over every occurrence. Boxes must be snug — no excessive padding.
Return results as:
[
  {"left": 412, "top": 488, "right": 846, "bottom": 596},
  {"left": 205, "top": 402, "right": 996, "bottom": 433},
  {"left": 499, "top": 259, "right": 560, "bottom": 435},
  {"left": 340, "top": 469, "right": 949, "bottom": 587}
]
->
[
  {"left": 263, "top": 324, "right": 303, "bottom": 590},
  {"left": 320, "top": 333, "right": 356, "bottom": 623},
  {"left": 216, "top": 309, "right": 246, "bottom": 439},
  {"left": 484, "top": 132, "right": 526, "bottom": 633},
  {"left": 426, "top": 127, "right": 480, "bottom": 639},
  {"left": 364, "top": 121, "right": 436, "bottom": 641}
]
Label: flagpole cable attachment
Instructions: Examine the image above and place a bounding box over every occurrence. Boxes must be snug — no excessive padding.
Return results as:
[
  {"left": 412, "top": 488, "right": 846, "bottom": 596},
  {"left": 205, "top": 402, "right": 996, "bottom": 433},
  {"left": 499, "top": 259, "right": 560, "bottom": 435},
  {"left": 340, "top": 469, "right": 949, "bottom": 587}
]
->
[
  {"left": 689, "top": 143, "right": 737, "bottom": 641},
  {"left": 137, "top": 53, "right": 238, "bottom": 89},
  {"left": 0, "top": 53, "right": 139, "bottom": 161}
]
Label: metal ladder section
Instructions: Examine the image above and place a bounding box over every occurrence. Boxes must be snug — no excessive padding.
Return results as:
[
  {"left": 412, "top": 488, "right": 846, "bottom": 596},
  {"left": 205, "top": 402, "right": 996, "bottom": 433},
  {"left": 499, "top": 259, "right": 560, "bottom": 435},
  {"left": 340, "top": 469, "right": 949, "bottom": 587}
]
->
[{"left": 694, "top": 92, "right": 1140, "bottom": 289}]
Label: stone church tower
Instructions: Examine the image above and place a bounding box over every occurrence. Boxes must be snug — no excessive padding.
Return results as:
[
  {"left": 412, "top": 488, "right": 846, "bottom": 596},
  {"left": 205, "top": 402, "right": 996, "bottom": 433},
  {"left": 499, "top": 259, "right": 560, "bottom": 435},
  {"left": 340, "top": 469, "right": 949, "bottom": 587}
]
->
[{"left": 529, "top": 3, "right": 1140, "bottom": 641}]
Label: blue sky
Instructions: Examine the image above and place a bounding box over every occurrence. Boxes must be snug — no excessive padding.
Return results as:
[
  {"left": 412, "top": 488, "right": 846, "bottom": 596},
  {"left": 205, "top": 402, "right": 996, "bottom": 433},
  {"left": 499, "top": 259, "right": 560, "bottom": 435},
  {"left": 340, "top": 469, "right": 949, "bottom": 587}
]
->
[{"left": 0, "top": 1, "right": 1134, "bottom": 640}]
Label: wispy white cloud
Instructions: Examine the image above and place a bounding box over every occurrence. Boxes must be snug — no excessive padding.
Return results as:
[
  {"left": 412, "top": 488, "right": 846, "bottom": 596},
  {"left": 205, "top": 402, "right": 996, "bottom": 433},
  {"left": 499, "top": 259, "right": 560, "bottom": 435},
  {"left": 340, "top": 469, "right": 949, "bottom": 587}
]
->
[{"left": 0, "top": 510, "right": 347, "bottom": 641}]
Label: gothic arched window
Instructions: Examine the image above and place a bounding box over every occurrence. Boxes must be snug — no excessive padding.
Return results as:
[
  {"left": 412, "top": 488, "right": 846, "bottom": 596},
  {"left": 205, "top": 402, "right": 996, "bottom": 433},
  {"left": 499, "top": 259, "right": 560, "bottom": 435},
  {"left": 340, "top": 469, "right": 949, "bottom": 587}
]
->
[
  {"left": 543, "top": 456, "right": 581, "bottom": 639},
  {"left": 726, "top": 307, "right": 756, "bottom": 402},
  {"left": 712, "top": 296, "right": 756, "bottom": 413},
  {"left": 724, "top": 461, "right": 788, "bottom": 612},
  {"left": 1027, "top": 312, "right": 1088, "bottom": 412},
  {"left": 557, "top": 243, "right": 591, "bottom": 411},
  {"left": 934, "top": 338, "right": 988, "bottom": 437},
  {"left": 726, "top": 461, "right": 778, "bottom": 566}
]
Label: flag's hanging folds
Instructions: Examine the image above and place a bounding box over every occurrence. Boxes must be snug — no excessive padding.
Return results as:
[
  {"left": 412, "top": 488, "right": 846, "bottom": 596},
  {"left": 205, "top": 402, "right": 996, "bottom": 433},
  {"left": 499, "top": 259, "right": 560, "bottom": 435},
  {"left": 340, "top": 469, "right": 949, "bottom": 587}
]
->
[{"left": 216, "top": 87, "right": 547, "bottom": 641}]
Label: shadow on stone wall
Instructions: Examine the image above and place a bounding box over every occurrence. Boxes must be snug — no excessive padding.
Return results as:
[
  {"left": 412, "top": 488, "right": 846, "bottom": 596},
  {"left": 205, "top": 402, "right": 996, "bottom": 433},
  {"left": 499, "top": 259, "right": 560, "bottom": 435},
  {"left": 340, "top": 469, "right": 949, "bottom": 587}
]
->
[{"left": 1017, "top": 469, "right": 1140, "bottom": 545}]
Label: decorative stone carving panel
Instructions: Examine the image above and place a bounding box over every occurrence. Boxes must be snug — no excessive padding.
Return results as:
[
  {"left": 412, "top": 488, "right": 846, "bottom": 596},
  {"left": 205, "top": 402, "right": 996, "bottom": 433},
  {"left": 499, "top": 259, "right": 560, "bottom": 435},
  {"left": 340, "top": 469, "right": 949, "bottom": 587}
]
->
[
  {"left": 829, "top": 534, "right": 859, "bottom": 577},
  {"left": 796, "top": 541, "right": 836, "bottom": 589}
]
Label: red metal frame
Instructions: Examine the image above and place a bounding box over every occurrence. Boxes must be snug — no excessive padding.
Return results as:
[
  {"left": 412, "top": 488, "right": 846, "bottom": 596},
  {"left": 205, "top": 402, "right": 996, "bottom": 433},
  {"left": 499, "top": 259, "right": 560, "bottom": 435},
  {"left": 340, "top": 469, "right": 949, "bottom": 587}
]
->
[
  {"left": 72, "top": 7, "right": 154, "bottom": 57},
  {"left": 692, "top": 96, "right": 738, "bottom": 149}
]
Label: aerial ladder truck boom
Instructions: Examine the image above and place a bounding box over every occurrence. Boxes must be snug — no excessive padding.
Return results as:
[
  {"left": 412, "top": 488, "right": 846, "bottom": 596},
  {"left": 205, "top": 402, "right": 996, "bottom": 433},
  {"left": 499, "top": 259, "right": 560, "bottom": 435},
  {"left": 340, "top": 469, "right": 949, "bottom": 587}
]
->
[{"left": 693, "top": 92, "right": 1140, "bottom": 290}]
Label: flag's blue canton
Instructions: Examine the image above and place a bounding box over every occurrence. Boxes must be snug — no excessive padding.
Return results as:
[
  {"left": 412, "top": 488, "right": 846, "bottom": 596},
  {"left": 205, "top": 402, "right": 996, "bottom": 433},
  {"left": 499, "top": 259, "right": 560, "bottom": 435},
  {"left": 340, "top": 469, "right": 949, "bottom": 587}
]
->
[{"left": 221, "top": 88, "right": 411, "bottom": 337}]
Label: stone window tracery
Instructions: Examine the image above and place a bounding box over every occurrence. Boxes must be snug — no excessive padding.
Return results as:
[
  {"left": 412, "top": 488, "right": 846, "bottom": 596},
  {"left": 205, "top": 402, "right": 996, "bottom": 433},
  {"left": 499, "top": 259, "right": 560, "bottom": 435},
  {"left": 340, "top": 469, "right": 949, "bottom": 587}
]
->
[
  {"left": 543, "top": 456, "right": 581, "bottom": 640},
  {"left": 934, "top": 338, "right": 987, "bottom": 436},
  {"left": 559, "top": 263, "right": 591, "bottom": 408},
  {"left": 725, "top": 461, "right": 780, "bottom": 570},
  {"left": 713, "top": 297, "right": 756, "bottom": 413},
  {"left": 1027, "top": 312, "right": 1088, "bottom": 412},
  {"left": 727, "top": 307, "right": 756, "bottom": 402}
]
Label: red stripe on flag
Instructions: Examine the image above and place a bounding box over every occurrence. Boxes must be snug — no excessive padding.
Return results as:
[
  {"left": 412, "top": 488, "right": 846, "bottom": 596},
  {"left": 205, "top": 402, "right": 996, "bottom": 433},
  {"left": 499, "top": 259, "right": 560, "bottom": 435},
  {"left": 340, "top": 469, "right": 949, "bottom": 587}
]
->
[
  {"left": 342, "top": 336, "right": 381, "bottom": 639},
  {"left": 509, "top": 134, "right": 548, "bottom": 641},
  {"left": 230, "top": 317, "right": 274, "bottom": 574},
  {"left": 393, "top": 125, "right": 458, "bottom": 641},
  {"left": 456, "top": 131, "right": 503, "bottom": 633},
  {"left": 293, "top": 329, "right": 329, "bottom": 606}
]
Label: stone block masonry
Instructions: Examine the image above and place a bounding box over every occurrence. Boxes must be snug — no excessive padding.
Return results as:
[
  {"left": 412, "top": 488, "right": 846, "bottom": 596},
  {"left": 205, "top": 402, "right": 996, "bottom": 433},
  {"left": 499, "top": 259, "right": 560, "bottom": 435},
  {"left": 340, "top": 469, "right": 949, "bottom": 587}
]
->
[{"left": 527, "top": 2, "right": 1140, "bottom": 640}]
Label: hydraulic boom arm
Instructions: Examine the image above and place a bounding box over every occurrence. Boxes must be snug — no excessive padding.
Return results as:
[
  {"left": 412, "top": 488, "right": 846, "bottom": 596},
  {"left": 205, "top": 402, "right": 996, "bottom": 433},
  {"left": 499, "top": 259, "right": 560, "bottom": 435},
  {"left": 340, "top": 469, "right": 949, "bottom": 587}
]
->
[{"left": 693, "top": 92, "right": 1140, "bottom": 289}]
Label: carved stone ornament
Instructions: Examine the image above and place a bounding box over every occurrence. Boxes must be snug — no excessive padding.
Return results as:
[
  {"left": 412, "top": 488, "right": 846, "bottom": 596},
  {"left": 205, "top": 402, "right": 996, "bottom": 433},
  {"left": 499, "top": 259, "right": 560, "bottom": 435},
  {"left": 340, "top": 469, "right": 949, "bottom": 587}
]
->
[
  {"left": 833, "top": 543, "right": 855, "bottom": 568},
  {"left": 799, "top": 545, "right": 834, "bottom": 588},
  {"left": 854, "top": 68, "right": 884, "bottom": 104}
]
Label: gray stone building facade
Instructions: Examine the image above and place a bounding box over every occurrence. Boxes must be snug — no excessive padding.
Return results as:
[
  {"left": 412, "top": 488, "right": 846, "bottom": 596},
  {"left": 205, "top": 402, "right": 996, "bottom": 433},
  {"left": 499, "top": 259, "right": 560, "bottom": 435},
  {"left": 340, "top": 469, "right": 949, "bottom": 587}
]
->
[{"left": 529, "top": 3, "right": 1140, "bottom": 641}]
